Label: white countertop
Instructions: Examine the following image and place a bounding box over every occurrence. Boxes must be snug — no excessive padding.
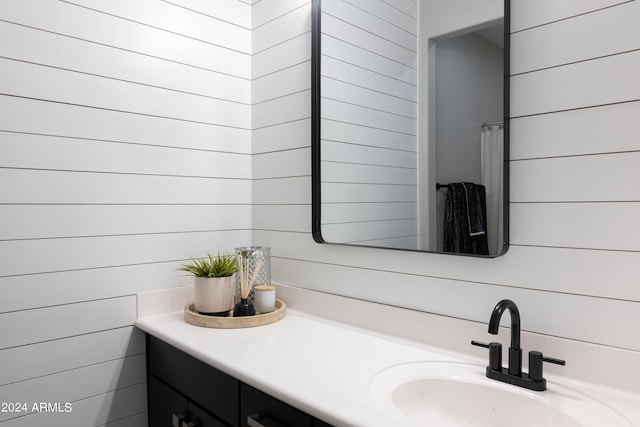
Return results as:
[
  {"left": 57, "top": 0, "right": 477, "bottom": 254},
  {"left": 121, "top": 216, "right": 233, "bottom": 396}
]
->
[
  {"left": 135, "top": 286, "right": 640, "bottom": 427},
  {"left": 136, "top": 308, "right": 457, "bottom": 426}
]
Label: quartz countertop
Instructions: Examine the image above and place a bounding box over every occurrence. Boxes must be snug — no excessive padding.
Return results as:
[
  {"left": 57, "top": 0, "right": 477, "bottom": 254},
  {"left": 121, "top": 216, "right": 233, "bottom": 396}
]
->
[
  {"left": 136, "top": 307, "right": 469, "bottom": 426},
  {"left": 135, "top": 289, "right": 640, "bottom": 427}
]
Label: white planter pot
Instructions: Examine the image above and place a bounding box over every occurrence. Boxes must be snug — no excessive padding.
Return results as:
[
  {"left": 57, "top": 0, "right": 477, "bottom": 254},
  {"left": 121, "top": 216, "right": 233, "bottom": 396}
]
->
[{"left": 193, "top": 276, "right": 235, "bottom": 315}]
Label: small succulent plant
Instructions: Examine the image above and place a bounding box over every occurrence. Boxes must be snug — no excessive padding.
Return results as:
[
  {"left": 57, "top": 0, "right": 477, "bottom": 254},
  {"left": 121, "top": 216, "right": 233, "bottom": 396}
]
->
[{"left": 179, "top": 252, "right": 238, "bottom": 278}]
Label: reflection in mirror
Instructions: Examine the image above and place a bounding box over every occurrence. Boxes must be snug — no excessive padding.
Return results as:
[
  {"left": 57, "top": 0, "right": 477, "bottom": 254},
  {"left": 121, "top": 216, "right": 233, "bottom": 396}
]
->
[{"left": 312, "top": 0, "right": 509, "bottom": 257}]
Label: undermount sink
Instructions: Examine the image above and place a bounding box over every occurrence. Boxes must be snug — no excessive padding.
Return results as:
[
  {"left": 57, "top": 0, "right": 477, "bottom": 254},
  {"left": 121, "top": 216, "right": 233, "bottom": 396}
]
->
[{"left": 370, "top": 361, "right": 632, "bottom": 427}]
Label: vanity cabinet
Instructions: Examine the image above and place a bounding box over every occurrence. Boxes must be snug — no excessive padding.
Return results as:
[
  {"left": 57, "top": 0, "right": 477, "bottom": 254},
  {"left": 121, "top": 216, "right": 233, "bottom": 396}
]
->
[{"left": 147, "top": 335, "right": 334, "bottom": 427}]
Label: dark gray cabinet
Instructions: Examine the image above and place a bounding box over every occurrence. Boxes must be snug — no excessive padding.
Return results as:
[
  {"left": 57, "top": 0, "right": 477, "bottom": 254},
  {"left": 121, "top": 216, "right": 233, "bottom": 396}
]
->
[{"left": 147, "top": 335, "right": 334, "bottom": 427}]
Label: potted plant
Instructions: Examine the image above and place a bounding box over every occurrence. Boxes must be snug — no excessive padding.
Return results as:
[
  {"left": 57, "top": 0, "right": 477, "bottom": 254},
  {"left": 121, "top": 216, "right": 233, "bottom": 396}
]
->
[{"left": 179, "top": 252, "right": 238, "bottom": 316}]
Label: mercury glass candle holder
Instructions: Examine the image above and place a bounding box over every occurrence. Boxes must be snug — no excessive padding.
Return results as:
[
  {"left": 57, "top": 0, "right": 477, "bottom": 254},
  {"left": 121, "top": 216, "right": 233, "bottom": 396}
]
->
[{"left": 234, "top": 246, "right": 271, "bottom": 304}]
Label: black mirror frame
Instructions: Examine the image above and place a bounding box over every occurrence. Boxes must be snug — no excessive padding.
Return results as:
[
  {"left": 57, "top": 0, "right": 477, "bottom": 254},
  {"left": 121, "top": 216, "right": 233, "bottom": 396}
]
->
[
  {"left": 311, "top": 0, "right": 510, "bottom": 256},
  {"left": 311, "top": 0, "right": 324, "bottom": 244}
]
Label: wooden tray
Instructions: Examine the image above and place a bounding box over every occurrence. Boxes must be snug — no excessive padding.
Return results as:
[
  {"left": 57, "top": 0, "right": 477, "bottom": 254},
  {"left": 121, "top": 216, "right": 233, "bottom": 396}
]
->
[{"left": 184, "top": 298, "right": 286, "bottom": 329}]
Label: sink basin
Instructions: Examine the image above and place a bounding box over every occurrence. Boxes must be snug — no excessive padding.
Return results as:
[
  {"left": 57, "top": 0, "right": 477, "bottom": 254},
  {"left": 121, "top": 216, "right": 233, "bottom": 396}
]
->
[{"left": 370, "top": 361, "right": 632, "bottom": 427}]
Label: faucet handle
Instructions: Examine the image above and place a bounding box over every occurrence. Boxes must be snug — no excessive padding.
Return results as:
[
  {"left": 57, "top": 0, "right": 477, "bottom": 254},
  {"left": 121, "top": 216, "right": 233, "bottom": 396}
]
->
[
  {"left": 471, "top": 341, "right": 502, "bottom": 371},
  {"left": 471, "top": 340, "right": 490, "bottom": 349},
  {"left": 528, "top": 351, "right": 566, "bottom": 382}
]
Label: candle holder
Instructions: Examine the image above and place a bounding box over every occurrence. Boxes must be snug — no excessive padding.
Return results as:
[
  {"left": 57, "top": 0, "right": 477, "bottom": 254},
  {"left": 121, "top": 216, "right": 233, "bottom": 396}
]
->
[{"left": 234, "top": 246, "right": 271, "bottom": 306}]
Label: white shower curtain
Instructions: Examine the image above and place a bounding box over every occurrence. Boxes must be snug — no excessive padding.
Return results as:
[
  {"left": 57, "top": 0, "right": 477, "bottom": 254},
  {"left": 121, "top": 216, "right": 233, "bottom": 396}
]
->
[{"left": 481, "top": 123, "right": 504, "bottom": 256}]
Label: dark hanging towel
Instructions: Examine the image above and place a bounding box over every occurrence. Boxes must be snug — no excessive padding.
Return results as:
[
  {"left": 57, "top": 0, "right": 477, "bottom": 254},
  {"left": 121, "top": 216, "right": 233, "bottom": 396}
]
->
[{"left": 443, "top": 182, "right": 489, "bottom": 255}]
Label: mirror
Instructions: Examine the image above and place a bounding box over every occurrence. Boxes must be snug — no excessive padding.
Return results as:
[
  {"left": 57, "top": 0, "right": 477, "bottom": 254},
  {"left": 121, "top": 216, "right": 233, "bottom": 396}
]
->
[{"left": 312, "top": 0, "right": 509, "bottom": 256}]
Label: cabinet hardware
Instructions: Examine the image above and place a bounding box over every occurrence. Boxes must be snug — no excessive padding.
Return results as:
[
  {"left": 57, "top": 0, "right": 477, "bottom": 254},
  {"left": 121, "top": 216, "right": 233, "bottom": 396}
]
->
[
  {"left": 247, "top": 412, "right": 285, "bottom": 427},
  {"left": 172, "top": 413, "right": 186, "bottom": 427}
]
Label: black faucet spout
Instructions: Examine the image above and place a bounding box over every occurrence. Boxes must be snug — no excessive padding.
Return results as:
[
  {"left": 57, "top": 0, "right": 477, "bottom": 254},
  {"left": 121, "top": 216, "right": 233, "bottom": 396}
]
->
[
  {"left": 488, "top": 299, "right": 522, "bottom": 375},
  {"left": 488, "top": 299, "right": 521, "bottom": 349}
]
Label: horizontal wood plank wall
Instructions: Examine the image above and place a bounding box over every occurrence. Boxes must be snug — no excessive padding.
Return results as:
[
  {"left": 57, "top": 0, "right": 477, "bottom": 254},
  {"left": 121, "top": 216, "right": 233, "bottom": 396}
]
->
[
  {"left": 252, "top": 0, "right": 313, "bottom": 246},
  {"left": 317, "top": 0, "right": 419, "bottom": 248},
  {"left": 253, "top": 0, "right": 640, "bottom": 353},
  {"left": 0, "top": 0, "right": 251, "bottom": 426}
]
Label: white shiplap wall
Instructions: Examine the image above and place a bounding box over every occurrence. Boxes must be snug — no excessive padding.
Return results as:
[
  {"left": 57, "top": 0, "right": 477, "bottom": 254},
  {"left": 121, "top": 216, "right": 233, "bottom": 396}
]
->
[
  {"left": 319, "top": 0, "right": 419, "bottom": 248},
  {"left": 253, "top": 0, "right": 640, "bottom": 356},
  {"left": 0, "top": 1, "right": 251, "bottom": 426},
  {"left": 3, "top": 0, "right": 639, "bottom": 425}
]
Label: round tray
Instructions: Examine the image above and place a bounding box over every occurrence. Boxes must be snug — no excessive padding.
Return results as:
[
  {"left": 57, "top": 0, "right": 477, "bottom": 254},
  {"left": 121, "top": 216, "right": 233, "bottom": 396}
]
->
[{"left": 184, "top": 298, "right": 286, "bottom": 329}]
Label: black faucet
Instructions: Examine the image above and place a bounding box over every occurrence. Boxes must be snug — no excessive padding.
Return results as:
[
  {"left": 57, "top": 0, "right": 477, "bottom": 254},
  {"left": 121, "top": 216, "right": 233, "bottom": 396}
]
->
[
  {"left": 472, "top": 299, "right": 565, "bottom": 391},
  {"left": 488, "top": 299, "right": 522, "bottom": 376}
]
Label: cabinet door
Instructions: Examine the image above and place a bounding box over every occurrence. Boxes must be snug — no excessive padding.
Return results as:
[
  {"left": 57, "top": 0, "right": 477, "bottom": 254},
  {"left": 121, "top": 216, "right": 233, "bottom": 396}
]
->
[
  {"left": 240, "top": 384, "right": 313, "bottom": 427},
  {"left": 149, "top": 335, "right": 240, "bottom": 426},
  {"left": 150, "top": 376, "right": 231, "bottom": 427},
  {"left": 149, "top": 376, "right": 188, "bottom": 427}
]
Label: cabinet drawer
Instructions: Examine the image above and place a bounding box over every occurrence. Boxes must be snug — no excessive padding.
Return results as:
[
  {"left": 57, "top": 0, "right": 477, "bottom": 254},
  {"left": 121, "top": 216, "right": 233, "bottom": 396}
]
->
[
  {"left": 149, "top": 376, "right": 229, "bottom": 427},
  {"left": 148, "top": 335, "right": 239, "bottom": 426},
  {"left": 240, "top": 383, "right": 313, "bottom": 427}
]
